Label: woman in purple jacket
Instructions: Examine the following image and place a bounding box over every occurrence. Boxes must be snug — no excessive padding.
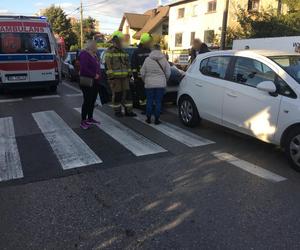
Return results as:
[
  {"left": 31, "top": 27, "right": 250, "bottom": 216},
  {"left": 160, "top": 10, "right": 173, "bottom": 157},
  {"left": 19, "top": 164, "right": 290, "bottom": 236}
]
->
[{"left": 79, "top": 40, "right": 101, "bottom": 129}]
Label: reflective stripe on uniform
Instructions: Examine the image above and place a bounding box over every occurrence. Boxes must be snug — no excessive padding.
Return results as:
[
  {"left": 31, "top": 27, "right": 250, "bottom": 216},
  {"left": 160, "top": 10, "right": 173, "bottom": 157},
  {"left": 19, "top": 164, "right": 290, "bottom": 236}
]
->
[{"left": 105, "top": 53, "right": 129, "bottom": 58}]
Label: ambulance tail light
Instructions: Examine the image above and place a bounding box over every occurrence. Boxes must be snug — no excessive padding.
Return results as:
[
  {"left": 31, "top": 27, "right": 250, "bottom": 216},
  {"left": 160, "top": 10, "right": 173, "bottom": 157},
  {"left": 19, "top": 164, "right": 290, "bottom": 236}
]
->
[{"left": 54, "top": 59, "right": 59, "bottom": 80}]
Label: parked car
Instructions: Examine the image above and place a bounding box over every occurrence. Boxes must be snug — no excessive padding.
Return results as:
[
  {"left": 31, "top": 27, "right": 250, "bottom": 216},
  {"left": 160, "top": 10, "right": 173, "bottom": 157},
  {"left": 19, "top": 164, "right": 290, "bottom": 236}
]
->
[
  {"left": 61, "top": 52, "right": 78, "bottom": 81},
  {"left": 177, "top": 50, "right": 300, "bottom": 171}
]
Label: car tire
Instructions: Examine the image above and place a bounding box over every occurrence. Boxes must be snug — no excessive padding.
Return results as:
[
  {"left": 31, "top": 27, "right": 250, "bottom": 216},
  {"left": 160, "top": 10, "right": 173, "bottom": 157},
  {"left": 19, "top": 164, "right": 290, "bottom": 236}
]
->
[
  {"left": 284, "top": 127, "right": 300, "bottom": 172},
  {"left": 178, "top": 95, "right": 200, "bottom": 127}
]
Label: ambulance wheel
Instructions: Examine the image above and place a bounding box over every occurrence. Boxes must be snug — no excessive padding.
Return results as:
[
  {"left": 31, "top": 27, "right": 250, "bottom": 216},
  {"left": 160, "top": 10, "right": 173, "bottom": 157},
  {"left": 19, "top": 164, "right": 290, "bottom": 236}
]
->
[{"left": 49, "top": 86, "right": 57, "bottom": 93}]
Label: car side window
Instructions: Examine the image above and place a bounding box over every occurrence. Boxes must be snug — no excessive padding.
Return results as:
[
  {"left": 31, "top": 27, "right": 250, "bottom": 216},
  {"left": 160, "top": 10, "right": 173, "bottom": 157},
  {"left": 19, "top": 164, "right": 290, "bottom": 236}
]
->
[
  {"left": 232, "top": 57, "right": 276, "bottom": 88},
  {"left": 200, "top": 56, "right": 231, "bottom": 80},
  {"left": 275, "top": 75, "right": 297, "bottom": 99}
]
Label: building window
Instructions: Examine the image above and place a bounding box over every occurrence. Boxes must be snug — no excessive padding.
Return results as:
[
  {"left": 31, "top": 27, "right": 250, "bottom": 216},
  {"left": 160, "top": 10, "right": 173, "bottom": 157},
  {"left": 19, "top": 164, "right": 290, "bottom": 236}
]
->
[
  {"left": 248, "top": 0, "right": 260, "bottom": 11},
  {"left": 126, "top": 25, "right": 129, "bottom": 34},
  {"left": 162, "top": 24, "right": 169, "bottom": 35},
  {"left": 178, "top": 8, "right": 185, "bottom": 18},
  {"left": 204, "top": 30, "right": 215, "bottom": 44},
  {"left": 175, "top": 33, "right": 183, "bottom": 47},
  {"left": 190, "top": 32, "right": 196, "bottom": 45},
  {"left": 208, "top": 0, "right": 217, "bottom": 13},
  {"left": 192, "top": 5, "right": 198, "bottom": 17}
]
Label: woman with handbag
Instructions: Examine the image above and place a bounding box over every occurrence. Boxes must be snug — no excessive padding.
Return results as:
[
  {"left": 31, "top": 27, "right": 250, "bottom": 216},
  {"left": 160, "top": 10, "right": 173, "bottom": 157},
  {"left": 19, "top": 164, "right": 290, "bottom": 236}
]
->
[
  {"left": 140, "top": 44, "right": 171, "bottom": 125},
  {"left": 79, "top": 40, "right": 101, "bottom": 130}
]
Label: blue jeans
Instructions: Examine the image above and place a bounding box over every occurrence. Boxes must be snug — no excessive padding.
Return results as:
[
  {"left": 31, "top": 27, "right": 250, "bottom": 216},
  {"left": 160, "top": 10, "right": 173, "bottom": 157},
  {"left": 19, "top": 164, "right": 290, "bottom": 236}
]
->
[{"left": 145, "top": 88, "right": 165, "bottom": 119}]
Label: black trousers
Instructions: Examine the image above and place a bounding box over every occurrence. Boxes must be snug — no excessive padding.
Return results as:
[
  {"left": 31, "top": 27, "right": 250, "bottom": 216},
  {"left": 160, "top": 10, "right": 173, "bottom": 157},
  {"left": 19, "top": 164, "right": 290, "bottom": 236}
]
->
[{"left": 81, "top": 83, "right": 98, "bottom": 121}]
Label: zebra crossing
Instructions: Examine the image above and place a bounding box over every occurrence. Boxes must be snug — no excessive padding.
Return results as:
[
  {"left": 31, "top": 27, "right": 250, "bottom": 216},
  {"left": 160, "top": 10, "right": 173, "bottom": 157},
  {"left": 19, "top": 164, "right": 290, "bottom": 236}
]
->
[{"left": 0, "top": 108, "right": 214, "bottom": 184}]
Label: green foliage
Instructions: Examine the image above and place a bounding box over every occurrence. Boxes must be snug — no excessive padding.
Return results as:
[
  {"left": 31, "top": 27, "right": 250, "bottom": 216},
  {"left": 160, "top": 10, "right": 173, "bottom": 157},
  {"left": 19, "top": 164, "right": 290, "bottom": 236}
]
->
[
  {"left": 69, "top": 44, "right": 80, "bottom": 52},
  {"left": 72, "top": 16, "right": 97, "bottom": 47},
  {"left": 42, "top": 5, "right": 77, "bottom": 49},
  {"left": 237, "top": 7, "right": 300, "bottom": 38},
  {"left": 281, "top": 0, "right": 300, "bottom": 12}
]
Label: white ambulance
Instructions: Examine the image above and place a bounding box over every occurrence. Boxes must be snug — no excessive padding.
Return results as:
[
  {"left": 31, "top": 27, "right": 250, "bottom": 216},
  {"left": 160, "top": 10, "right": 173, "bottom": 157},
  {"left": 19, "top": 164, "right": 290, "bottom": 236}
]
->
[{"left": 0, "top": 16, "right": 60, "bottom": 92}]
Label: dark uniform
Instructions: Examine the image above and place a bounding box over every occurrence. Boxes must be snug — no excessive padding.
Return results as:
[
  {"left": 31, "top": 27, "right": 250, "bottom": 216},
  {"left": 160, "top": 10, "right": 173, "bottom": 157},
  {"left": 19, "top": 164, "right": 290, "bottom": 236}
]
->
[{"left": 131, "top": 44, "right": 151, "bottom": 108}]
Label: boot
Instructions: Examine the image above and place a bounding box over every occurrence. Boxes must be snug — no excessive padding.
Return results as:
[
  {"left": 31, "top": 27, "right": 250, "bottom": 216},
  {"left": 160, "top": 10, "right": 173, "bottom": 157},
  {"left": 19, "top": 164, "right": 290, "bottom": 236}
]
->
[
  {"left": 115, "top": 111, "right": 123, "bottom": 117},
  {"left": 125, "top": 111, "right": 137, "bottom": 117}
]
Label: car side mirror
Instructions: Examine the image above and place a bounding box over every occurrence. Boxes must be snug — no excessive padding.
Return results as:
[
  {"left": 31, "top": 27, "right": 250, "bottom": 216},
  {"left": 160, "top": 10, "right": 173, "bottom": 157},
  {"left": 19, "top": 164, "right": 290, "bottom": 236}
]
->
[{"left": 257, "top": 81, "right": 277, "bottom": 94}]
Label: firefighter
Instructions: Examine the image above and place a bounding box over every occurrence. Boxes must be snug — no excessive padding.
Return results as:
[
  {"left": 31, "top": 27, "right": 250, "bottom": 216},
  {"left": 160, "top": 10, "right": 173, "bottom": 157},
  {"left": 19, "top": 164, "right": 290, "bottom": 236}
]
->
[
  {"left": 131, "top": 33, "right": 153, "bottom": 109},
  {"left": 105, "top": 31, "right": 136, "bottom": 117}
]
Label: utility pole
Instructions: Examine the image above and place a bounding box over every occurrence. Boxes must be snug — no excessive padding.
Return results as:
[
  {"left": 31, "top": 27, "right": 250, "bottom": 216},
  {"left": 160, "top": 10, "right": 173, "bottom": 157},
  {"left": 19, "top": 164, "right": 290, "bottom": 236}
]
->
[
  {"left": 220, "top": 0, "right": 230, "bottom": 50},
  {"left": 277, "top": 0, "right": 282, "bottom": 15},
  {"left": 80, "top": 0, "right": 84, "bottom": 49}
]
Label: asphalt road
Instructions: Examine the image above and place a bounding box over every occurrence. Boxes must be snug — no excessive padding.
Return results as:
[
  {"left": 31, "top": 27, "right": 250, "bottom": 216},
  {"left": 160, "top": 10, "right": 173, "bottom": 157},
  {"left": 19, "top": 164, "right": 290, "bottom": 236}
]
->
[{"left": 1, "top": 80, "right": 300, "bottom": 250}]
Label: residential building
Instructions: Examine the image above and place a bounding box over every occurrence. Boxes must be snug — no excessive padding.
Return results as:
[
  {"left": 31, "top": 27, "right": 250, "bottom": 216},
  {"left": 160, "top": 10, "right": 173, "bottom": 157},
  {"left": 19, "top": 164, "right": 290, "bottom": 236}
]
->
[
  {"left": 168, "top": 0, "right": 285, "bottom": 51},
  {"left": 119, "top": 6, "right": 169, "bottom": 45}
]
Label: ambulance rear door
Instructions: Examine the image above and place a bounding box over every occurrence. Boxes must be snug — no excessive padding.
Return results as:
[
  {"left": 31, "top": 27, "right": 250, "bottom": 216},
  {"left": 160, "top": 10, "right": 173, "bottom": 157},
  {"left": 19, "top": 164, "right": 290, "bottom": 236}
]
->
[{"left": 24, "top": 21, "right": 57, "bottom": 83}]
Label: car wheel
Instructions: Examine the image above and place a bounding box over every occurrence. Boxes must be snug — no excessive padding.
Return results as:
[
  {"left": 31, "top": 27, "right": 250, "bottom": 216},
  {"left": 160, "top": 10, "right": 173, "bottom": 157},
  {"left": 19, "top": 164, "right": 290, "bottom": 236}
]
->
[
  {"left": 178, "top": 95, "right": 200, "bottom": 127},
  {"left": 285, "top": 127, "right": 300, "bottom": 172}
]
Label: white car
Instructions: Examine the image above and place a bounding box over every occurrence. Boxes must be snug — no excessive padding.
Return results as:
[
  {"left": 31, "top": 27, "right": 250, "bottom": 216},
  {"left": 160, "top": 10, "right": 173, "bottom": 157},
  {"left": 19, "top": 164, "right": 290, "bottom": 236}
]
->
[{"left": 177, "top": 50, "right": 300, "bottom": 171}]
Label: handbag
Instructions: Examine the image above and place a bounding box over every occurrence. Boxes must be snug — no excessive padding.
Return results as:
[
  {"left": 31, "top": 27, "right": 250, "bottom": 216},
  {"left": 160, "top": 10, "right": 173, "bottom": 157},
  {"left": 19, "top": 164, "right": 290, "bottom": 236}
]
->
[{"left": 79, "top": 76, "right": 94, "bottom": 87}]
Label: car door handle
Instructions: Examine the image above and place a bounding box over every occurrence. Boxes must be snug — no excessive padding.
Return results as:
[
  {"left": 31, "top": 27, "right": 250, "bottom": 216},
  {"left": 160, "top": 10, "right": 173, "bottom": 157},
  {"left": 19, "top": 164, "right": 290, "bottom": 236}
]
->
[
  {"left": 226, "top": 92, "right": 237, "bottom": 98},
  {"left": 196, "top": 83, "right": 203, "bottom": 87},
  {"left": 29, "top": 58, "right": 39, "bottom": 62}
]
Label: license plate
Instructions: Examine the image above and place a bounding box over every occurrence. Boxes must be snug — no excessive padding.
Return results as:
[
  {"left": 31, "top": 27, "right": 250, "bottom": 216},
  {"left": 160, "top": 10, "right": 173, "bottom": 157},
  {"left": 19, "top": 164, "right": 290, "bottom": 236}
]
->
[{"left": 8, "top": 75, "right": 27, "bottom": 81}]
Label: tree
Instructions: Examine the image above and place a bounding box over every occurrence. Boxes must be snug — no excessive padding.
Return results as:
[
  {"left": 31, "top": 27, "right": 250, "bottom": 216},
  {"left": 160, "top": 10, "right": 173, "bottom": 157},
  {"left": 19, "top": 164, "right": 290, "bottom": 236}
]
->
[
  {"left": 237, "top": 7, "right": 300, "bottom": 38},
  {"left": 281, "top": 0, "right": 300, "bottom": 12},
  {"left": 72, "top": 16, "right": 97, "bottom": 47},
  {"left": 42, "top": 5, "right": 77, "bottom": 49}
]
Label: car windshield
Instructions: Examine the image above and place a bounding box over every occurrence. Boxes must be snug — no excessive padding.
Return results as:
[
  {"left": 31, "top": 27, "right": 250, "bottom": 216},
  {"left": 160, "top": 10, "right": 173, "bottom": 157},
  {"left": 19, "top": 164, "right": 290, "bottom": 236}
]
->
[{"left": 269, "top": 55, "right": 300, "bottom": 84}]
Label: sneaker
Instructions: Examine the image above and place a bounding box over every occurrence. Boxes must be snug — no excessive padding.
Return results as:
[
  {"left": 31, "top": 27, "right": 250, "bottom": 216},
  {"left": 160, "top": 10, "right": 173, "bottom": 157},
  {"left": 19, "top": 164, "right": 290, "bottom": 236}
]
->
[
  {"left": 80, "top": 120, "right": 90, "bottom": 130},
  {"left": 125, "top": 112, "right": 137, "bottom": 117},
  {"left": 86, "top": 118, "right": 100, "bottom": 125}
]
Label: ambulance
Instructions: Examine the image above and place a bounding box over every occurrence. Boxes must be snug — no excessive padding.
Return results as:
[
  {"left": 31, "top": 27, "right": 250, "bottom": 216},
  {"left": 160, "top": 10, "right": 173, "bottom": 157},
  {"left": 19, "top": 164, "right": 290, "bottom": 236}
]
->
[{"left": 0, "top": 16, "right": 60, "bottom": 92}]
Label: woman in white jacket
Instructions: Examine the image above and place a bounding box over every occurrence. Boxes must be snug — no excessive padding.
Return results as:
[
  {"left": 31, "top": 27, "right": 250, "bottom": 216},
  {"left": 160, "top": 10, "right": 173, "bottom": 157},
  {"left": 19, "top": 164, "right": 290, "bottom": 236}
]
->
[{"left": 140, "top": 45, "right": 171, "bottom": 124}]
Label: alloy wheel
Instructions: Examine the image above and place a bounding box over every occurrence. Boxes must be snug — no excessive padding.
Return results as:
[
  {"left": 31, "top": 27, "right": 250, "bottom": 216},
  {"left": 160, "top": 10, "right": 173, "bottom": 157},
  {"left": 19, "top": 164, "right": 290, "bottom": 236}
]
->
[
  {"left": 180, "top": 100, "right": 193, "bottom": 124},
  {"left": 290, "top": 135, "right": 300, "bottom": 167}
]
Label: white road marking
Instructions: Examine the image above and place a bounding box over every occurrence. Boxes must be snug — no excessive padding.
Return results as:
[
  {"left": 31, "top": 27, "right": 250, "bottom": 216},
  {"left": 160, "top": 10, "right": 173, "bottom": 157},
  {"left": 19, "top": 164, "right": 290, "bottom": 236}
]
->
[
  {"left": 62, "top": 81, "right": 81, "bottom": 93},
  {"left": 66, "top": 93, "right": 83, "bottom": 97},
  {"left": 135, "top": 113, "right": 214, "bottom": 147},
  {"left": 31, "top": 95, "right": 60, "bottom": 100},
  {"left": 33, "top": 111, "right": 102, "bottom": 170},
  {"left": 212, "top": 152, "right": 287, "bottom": 183},
  {"left": 0, "top": 117, "right": 23, "bottom": 182},
  {"left": 75, "top": 108, "right": 167, "bottom": 156},
  {"left": 0, "top": 98, "right": 23, "bottom": 103}
]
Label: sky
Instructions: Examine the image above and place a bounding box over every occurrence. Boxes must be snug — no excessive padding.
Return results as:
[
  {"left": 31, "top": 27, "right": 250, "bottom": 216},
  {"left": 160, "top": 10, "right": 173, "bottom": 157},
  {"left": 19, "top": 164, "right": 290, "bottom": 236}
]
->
[{"left": 0, "top": 0, "right": 173, "bottom": 33}]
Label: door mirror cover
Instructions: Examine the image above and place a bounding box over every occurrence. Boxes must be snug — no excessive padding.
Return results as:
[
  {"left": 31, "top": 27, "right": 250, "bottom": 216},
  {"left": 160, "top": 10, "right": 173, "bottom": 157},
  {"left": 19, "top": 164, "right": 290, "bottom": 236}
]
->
[{"left": 257, "top": 81, "right": 277, "bottom": 93}]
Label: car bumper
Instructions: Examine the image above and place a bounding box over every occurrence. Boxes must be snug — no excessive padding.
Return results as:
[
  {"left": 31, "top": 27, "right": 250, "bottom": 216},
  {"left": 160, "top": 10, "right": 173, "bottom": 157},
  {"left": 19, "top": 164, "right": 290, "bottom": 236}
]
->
[{"left": 0, "top": 80, "right": 59, "bottom": 90}]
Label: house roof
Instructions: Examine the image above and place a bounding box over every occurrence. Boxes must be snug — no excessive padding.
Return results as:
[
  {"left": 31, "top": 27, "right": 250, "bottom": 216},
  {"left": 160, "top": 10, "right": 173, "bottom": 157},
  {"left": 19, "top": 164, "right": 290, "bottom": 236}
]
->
[
  {"left": 119, "top": 13, "right": 150, "bottom": 31},
  {"left": 133, "top": 6, "right": 169, "bottom": 39},
  {"left": 168, "top": 0, "right": 198, "bottom": 7}
]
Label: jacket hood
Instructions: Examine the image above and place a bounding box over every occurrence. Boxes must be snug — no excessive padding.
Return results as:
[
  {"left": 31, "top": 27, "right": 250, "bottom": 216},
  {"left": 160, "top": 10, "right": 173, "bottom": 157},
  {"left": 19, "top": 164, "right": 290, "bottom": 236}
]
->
[{"left": 149, "top": 50, "right": 165, "bottom": 60}]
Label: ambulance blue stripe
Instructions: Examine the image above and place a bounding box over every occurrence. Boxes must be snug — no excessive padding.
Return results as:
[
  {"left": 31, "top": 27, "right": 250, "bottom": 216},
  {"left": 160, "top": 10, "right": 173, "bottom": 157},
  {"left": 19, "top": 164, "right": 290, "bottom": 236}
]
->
[
  {"left": 27, "top": 55, "right": 55, "bottom": 60},
  {"left": 0, "top": 55, "right": 27, "bottom": 61},
  {"left": 0, "top": 54, "right": 54, "bottom": 61}
]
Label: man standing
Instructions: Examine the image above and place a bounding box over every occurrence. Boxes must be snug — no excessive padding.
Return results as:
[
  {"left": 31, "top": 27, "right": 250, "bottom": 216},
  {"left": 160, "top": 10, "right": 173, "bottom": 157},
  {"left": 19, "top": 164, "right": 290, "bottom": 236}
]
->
[
  {"left": 105, "top": 31, "right": 136, "bottom": 117},
  {"left": 131, "top": 33, "right": 152, "bottom": 109}
]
